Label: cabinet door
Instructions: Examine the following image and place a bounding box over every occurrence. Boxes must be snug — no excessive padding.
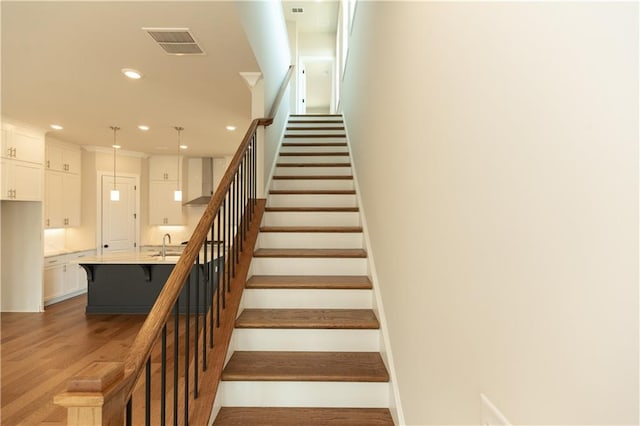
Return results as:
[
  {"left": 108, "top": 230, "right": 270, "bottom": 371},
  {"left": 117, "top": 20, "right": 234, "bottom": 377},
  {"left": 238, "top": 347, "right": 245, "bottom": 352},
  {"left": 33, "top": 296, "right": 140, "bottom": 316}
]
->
[
  {"left": 11, "top": 161, "right": 43, "bottom": 201},
  {"left": 63, "top": 147, "right": 81, "bottom": 174},
  {"left": 46, "top": 144, "right": 64, "bottom": 171},
  {"left": 45, "top": 172, "right": 64, "bottom": 228},
  {"left": 44, "top": 259, "right": 65, "bottom": 302},
  {"left": 73, "top": 252, "right": 92, "bottom": 291},
  {"left": 62, "top": 263, "right": 78, "bottom": 294},
  {"left": 1, "top": 158, "right": 11, "bottom": 200},
  {"left": 149, "top": 156, "right": 179, "bottom": 181},
  {"left": 12, "top": 130, "right": 44, "bottom": 164},
  {"left": 149, "top": 181, "right": 183, "bottom": 225},
  {"left": 1, "top": 127, "right": 11, "bottom": 159},
  {"left": 63, "top": 174, "right": 81, "bottom": 226}
]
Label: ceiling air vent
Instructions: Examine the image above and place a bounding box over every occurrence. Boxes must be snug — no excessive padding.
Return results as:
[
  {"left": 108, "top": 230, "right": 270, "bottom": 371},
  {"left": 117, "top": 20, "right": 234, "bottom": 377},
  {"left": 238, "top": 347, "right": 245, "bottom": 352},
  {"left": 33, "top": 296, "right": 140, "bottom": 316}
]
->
[
  {"left": 291, "top": 7, "right": 304, "bottom": 13},
  {"left": 143, "top": 28, "right": 204, "bottom": 55}
]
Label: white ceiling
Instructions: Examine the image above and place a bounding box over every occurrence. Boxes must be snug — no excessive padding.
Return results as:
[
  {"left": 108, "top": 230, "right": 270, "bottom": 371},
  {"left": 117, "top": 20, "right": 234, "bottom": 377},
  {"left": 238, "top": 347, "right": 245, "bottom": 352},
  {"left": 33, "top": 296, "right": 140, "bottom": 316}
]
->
[
  {"left": 282, "top": 1, "right": 339, "bottom": 34},
  {"left": 1, "top": 2, "right": 260, "bottom": 157}
]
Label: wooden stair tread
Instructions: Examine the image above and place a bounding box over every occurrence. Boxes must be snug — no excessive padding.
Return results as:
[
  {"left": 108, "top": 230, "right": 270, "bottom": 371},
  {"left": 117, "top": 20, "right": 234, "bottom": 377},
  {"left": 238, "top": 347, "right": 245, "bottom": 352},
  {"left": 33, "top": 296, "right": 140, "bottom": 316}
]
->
[
  {"left": 282, "top": 142, "right": 347, "bottom": 147},
  {"left": 277, "top": 163, "right": 351, "bottom": 167},
  {"left": 280, "top": 152, "right": 349, "bottom": 156},
  {"left": 214, "top": 407, "right": 394, "bottom": 425},
  {"left": 273, "top": 175, "right": 353, "bottom": 180},
  {"left": 246, "top": 275, "right": 372, "bottom": 289},
  {"left": 260, "top": 226, "right": 362, "bottom": 233},
  {"left": 253, "top": 248, "right": 367, "bottom": 258},
  {"left": 269, "top": 190, "right": 355, "bottom": 195},
  {"left": 222, "top": 351, "right": 389, "bottom": 382},
  {"left": 235, "top": 309, "right": 379, "bottom": 329},
  {"left": 265, "top": 207, "right": 359, "bottom": 212},
  {"left": 286, "top": 126, "right": 345, "bottom": 131}
]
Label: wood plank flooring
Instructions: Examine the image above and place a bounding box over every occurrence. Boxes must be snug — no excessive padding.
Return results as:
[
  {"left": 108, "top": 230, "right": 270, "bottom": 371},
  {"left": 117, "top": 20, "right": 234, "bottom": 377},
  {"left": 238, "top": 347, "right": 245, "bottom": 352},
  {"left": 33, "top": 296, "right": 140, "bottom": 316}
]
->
[{"left": 1, "top": 295, "right": 146, "bottom": 426}]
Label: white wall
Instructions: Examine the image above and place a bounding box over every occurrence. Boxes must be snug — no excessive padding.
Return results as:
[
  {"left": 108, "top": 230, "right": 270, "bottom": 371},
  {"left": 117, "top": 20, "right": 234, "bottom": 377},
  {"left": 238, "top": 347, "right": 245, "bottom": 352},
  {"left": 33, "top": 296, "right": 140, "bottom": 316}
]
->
[
  {"left": 342, "top": 2, "right": 638, "bottom": 425},
  {"left": 235, "top": 1, "right": 292, "bottom": 184}
]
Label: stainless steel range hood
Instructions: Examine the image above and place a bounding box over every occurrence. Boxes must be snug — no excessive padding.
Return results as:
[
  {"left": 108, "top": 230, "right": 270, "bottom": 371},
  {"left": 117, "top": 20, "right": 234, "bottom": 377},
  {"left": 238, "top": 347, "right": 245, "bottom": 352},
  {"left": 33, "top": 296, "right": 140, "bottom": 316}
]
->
[{"left": 184, "top": 157, "right": 213, "bottom": 205}]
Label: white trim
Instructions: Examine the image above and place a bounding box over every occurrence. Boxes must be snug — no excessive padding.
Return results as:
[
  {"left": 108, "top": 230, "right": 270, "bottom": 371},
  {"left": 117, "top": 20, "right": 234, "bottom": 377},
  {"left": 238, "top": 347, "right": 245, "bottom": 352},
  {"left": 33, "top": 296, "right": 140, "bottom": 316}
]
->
[
  {"left": 84, "top": 145, "right": 149, "bottom": 159},
  {"left": 342, "top": 116, "right": 406, "bottom": 425},
  {"left": 96, "top": 170, "right": 141, "bottom": 255}
]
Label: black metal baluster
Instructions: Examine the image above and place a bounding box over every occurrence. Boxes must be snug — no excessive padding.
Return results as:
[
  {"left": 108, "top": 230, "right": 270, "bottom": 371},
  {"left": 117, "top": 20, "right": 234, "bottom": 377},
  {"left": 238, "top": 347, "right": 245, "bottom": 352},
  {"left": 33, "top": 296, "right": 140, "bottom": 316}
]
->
[
  {"left": 173, "top": 302, "right": 179, "bottom": 426},
  {"left": 203, "top": 237, "right": 208, "bottom": 369},
  {"left": 237, "top": 168, "right": 241, "bottom": 259},
  {"left": 214, "top": 218, "right": 220, "bottom": 338},
  {"left": 226, "top": 191, "right": 231, "bottom": 293},
  {"left": 185, "top": 275, "right": 190, "bottom": 423},
  {"left": 126, "top": 397, "right": 132, "bottom": 426},
  {"left": 232, "top": 173, "right": 237, "bottom": 278},
  {"left": 145, "top": 358, "right": 151, "bottom": 426},
  {"left": 161, "top": 324, "right": 167, "bottom": 426},
  {"left": 253, "top": 135, "right": 257, "bottom": 212},
  {"left": 195, "top": 255, "right": 200, "bottom": 397},
  {"left": 216, "top": 206, "right": 222, "bottom": 326}
]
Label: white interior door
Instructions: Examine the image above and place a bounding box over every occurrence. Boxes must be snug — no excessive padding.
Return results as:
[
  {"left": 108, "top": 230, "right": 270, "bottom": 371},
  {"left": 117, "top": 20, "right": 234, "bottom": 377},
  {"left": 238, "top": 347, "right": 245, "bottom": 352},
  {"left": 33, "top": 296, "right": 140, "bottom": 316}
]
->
[
  {"left": 101, "top": 175, "right": 137, "bottom": 253},
  {"left": 298, "top": 62, "right": 307, "bottom": 114}
]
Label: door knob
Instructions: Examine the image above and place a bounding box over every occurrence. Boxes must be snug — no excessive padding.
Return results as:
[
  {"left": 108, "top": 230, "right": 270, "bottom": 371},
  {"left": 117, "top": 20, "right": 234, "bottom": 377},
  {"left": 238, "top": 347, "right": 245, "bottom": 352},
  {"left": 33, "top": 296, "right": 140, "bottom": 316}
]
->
[{"left": 103, "top": 244, "right": 109, "bottom": 248}]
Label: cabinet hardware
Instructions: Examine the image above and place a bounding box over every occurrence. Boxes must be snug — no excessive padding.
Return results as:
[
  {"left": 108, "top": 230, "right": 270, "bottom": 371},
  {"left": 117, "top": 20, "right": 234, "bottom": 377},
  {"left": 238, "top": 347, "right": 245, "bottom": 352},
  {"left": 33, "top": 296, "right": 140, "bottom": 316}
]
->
[
  {"left": 46, "top": 219, "right": 50, "bottom": 226},
  {"left": 46, "top": 160, "right": 50, "bottom": 168}
]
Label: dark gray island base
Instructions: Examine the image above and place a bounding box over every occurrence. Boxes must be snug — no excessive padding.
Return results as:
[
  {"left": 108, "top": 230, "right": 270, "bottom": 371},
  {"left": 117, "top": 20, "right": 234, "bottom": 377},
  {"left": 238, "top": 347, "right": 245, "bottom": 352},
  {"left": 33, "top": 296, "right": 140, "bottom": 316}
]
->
[{"left": 80, "top": 258, "right": 223, "bottom": 314}]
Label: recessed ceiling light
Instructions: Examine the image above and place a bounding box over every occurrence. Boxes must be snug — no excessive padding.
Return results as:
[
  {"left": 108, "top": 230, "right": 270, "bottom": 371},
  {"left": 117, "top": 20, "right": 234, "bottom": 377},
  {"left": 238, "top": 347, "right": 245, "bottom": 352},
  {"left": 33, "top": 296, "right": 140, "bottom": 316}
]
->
[
  {"left": 122, "top": 68, "right": 143, "bottom": 79},
  {"left": 179, "top": 145, "right": 188, "bottom": 150},
  {"left": 50, "top": 124, "right": 63, "bottom": 130},
  {"left": 112, "top": 144, "right": 121, "bottom": 149},
  {"left": 138, "top": 125, "right": 150, "bottom": 131},
  {"left": 226, "top": 125, "right": 236, "bottom": 131}
]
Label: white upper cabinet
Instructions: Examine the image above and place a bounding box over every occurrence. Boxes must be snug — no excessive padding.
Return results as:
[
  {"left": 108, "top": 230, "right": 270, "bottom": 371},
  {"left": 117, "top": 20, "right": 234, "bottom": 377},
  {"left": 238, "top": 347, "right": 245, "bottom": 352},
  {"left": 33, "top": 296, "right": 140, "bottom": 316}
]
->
[
  {"left": 44, "top": 140, "right": 82, "bottom": 228},
  {"left": 46, "top": 141, "right": 81, "bottom": 174},
  {"left": 1, "top": 123, "right": 44, "bottom": 201},
  {"left": 2, "top": 126, "right": 44, "bottom": 164},
  {"left": 149, "top": 155, "right": 180, "bottom": 181}
]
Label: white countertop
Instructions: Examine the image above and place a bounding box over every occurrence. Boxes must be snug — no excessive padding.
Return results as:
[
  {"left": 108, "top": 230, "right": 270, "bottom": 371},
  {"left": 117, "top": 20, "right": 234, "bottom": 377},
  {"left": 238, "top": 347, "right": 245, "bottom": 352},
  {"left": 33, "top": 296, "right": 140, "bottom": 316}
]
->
[{"left": 73, "top": 249, "right": 223, "bottom": 265}]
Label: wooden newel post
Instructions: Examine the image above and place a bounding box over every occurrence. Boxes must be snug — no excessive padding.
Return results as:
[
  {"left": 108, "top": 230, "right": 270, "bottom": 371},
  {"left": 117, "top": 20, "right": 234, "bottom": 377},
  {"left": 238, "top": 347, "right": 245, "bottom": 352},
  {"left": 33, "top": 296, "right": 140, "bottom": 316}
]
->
[{"left": 54, "top": 361, "right": 127, "bottom": 426}]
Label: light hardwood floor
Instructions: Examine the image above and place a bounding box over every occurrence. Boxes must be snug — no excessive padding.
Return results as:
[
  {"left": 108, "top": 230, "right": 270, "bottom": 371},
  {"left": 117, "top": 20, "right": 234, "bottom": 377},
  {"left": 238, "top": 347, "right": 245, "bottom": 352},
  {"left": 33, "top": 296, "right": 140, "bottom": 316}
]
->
[{"left": 1, "top": 295, "right": 146, "bottom": 425}]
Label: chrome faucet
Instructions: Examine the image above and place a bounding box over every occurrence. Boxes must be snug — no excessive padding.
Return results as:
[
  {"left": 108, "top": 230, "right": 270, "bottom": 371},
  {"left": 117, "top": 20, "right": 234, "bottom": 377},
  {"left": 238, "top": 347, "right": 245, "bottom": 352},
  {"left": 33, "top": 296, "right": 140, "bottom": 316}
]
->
[{"left": 162, "top": 233, "right": 172, "bottom": 259}]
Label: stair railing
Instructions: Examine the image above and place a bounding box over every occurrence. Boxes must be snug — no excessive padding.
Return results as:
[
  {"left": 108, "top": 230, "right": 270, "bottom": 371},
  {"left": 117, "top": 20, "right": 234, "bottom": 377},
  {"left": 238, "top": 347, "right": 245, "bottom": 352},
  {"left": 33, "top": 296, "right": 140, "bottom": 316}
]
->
[{"left": 55, "top": 65, "right": 294, "bottom": 426}]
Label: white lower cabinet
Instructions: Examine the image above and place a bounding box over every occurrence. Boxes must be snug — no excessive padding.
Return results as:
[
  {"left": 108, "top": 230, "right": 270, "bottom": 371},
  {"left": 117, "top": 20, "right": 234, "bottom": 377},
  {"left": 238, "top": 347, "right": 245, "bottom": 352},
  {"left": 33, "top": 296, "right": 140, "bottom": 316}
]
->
[{"left": 44, "top": 250, "right": 94, "bottom": 306}]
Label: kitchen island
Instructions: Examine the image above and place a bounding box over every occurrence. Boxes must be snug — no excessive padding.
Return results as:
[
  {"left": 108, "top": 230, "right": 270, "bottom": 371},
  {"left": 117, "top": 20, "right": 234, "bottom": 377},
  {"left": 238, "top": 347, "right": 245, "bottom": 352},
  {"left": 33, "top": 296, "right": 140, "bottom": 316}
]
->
[{"left": 76, "top": 250, "right": 223, "bottom": 314}]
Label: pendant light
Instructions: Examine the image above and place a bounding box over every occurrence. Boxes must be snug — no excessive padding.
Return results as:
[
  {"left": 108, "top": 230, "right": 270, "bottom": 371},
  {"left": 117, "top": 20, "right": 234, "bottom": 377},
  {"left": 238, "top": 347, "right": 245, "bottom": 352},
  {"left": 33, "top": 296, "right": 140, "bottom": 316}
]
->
[
  {"left": 174, "top": 126, "right": 183, "bottom": 202},
  {"left": 110, "top": 126, "right": 121, "bottom": 201}
]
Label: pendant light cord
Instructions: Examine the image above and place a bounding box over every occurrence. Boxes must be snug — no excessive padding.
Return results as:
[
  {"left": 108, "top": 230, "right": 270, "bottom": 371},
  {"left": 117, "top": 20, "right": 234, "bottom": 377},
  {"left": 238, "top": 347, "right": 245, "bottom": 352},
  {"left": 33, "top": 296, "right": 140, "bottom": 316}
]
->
[
  {"left": 174, "top": 126, "right": 184, "bottom": 192},
  {"left": 110, "top": 126, "right": 120, "bottom": 189}
]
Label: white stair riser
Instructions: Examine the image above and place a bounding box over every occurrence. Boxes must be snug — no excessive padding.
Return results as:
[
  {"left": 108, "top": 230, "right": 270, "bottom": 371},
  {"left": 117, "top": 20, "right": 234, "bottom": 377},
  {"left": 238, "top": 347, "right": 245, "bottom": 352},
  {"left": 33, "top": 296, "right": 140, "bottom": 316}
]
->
[
  {"left": 267, "top": 194, "right": 357, "bottom": 208},
  {"left": 257, "top": 232, "right": 363, "bottom": 249},
  {"left": 271, "top": 179, "right": 354, "bottom": 191},
  {"left": 262, "top": 212, "right": 361, "bottom": 227},
  {"left": 275, "top": 167, "right": 352, "bottom": 176},
  {"left": 241, "top": 289, "right": 372, "bottom": 309},
  {"left": 250, "top": 257, "right": 367, "bottom": 276},
  {"left": 278, "top": 155, "right": 350, "bottom": 164},
  {"left": 231, "top": 329, "right": 380, "bottom": 352},
  {"left": 280, "top": 145, "right": 349, "bottom": 153},
  {"left": 220, "top": 381, "right": 390, "bottom": 408},
  {"left": 288, "top": 117, "right": 343, "bottom": 124}
]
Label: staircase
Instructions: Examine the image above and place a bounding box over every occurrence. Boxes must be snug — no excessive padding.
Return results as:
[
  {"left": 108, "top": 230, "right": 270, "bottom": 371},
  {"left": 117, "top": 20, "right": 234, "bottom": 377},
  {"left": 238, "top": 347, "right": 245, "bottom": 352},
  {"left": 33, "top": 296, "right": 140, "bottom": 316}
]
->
[{"left": 213, "top": 115, "right": 394, "bottom": 425}]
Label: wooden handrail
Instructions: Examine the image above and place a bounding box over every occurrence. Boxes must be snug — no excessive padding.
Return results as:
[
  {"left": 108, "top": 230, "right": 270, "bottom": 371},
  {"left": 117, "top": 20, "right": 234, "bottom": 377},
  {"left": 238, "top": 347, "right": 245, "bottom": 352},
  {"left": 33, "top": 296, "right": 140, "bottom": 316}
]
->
[
  {"left": 56, "top": 64, "right": 295, "bottom": 425},
  {"left": 268, "top": 65, "right": 295, "bottom": 119}
]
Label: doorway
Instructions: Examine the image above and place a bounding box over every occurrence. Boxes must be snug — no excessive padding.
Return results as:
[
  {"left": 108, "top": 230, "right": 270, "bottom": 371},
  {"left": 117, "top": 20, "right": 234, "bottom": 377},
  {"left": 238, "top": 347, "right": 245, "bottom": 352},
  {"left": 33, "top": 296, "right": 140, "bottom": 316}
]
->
[
  {"left": 99, "top": 174, "right": 139, "bottom": 254},
  {"left": 299, "top": 57, "right": 335, "bottom": 114}
]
